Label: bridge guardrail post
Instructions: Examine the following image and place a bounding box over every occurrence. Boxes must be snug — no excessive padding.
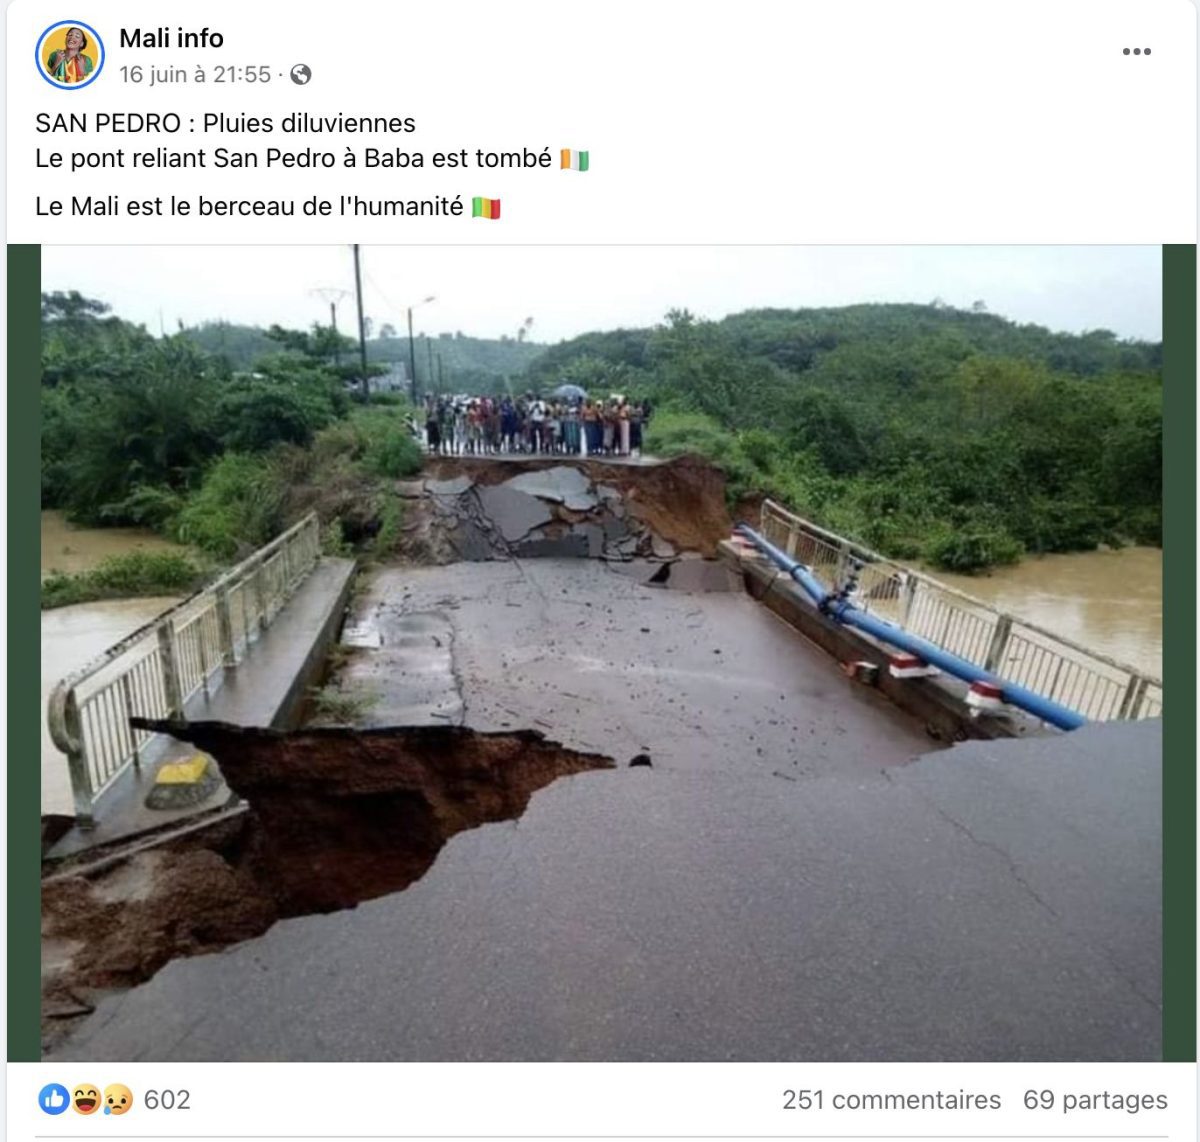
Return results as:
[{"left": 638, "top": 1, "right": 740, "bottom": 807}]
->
[
  {"left": 216, "top": 584, "right": 236, "bottom": 667},
  {"left": 785, "top": 522, "right": 799, "bottom": 558},
  {"left": 984, "top": 615, "right": 1013, "bottom": 673},
  {"left": 120, "top": 674, "right": 141, "bottom": 772},
  {"left": 834, "top": 540, "right": 851, "bottom": 586},
  {"left": 238, "top": 575, "right": 252, "bottom": 650},
  {"left": 898, "top": 574, "right": 918, "bottom": 630},
  {"left": 310, "top": 515, "right": 321, "bottom": 566},
  {"left": 157, "top": 620, "right": 184, "bottom": 718},
  {"left": 1118, "top": 675, "right": 1149, "bottom": 720},
  {"left": 198, "top": 610, "right": 213, "bottom": 701},
  {"left": 1129, "top": 677, "right": 1150, "bottom": 719},
  {"left": 63, "top": 690, "right": 95, "bottom": 828},
  {"left": 252, "top": 558, "right": 268, "bottom": 633}
]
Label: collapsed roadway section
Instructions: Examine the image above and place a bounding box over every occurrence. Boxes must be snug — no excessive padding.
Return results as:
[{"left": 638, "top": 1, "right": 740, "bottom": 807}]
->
[{"left": 43, "top": 455, "right": 1161, "bottom": 1062}]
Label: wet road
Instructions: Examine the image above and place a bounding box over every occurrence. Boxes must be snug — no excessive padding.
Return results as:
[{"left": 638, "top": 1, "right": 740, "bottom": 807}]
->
[
  {"left": 338, "top": 558, "right": 932, "bottom": 777},
  {"left": 51, "top": 560, "right": 1161, "bottom": 1061}
]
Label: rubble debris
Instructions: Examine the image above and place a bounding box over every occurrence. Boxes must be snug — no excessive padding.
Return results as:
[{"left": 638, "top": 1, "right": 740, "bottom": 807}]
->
[
  {"left": 401, "top": 455, "right": 733, "bottom": 565},
  {"left": 475, "top": 484, "right": 555, "bottom": 542},
  {"left": 503, "top": 466, "right": 598, "bottom": 511},
  {"left": 426, "top": 475, "right": 475, "bottom": 497}
]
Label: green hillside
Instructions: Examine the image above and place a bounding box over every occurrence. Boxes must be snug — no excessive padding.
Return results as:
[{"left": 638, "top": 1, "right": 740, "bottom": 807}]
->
[{"left": 522, "top": 304, "right": 1161, "bottom": 570}]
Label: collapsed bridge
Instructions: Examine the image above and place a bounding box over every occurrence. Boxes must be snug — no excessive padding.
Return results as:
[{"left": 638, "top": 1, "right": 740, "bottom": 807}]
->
[{"left": 42, "top": 454, "right": 1162, "bottom": 1063}]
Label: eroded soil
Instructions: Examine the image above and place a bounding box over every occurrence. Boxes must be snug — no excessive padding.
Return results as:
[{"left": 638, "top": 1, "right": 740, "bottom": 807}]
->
[
  {"left": 41, "top": 724, "right": 613, "bottom": 1051},
  {"left": 423, "top": 454, "right": 733, "bottom": 556}
]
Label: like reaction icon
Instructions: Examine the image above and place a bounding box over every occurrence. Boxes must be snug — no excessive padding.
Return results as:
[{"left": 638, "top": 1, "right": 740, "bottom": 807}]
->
[{"left": 39, "top": 1084, "right": 71, "bottom": 1115}]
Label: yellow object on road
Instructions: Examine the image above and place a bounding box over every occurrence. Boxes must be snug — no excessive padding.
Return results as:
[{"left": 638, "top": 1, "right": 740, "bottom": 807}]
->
[{"left": 154, "top": 755, "right": 210, "bottom": 785}]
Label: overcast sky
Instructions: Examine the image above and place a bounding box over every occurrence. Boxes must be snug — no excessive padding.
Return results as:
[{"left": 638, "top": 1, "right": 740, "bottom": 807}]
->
[{"left": 43, "top": 246, "right": 1163, "bottom": 344}]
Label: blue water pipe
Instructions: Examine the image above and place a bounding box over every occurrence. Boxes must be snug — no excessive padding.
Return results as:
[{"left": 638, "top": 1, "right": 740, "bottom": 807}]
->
[{"left": 733, "top": 523, "right": 1086, "bottom": 731}]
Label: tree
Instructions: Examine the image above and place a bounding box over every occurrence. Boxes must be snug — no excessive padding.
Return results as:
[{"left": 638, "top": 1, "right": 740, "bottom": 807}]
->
[{"left": 42, "top": 290, "right": 110, "bottom": 326}]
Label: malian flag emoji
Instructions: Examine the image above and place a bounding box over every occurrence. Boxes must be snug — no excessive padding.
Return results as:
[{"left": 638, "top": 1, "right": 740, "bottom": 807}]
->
[
  {"left": 472, "top": 197, "right": 501, "bottom": 219},
  {"left": 560, "top": 149, "right": 589, "bottom": 171}
]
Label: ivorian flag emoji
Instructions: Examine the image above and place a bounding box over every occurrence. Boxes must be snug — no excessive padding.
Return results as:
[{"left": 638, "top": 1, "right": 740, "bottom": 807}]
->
[
  {"left": 472, "top": 197, "right": 500, "bottom": 219},
  {"left": 560, "top": 149, "right": 589, "bottom": 171}
]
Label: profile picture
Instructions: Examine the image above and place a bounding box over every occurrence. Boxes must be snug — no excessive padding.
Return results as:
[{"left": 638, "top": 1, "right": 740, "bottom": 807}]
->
[{"left": 37, "top": 21, "right": 105, "bottom": 89}]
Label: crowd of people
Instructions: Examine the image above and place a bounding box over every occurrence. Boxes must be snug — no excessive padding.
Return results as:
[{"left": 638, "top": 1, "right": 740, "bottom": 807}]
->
[{"left": 422, "top": 393, "right": 652, "bottom": 458}]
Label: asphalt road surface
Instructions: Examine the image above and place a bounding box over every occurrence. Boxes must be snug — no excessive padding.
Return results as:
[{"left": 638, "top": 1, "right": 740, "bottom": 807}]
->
[{"left": 51, "top": 559, "right": 1161, "bottom": 1061}]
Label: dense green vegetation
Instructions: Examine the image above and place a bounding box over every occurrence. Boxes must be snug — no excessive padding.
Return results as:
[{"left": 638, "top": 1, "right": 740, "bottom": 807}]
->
[
  {"left": 529, "top": 305, "right": 1161, "bottom": 570},
  {"left": 42, "top": 292, "right": 1161, "bottom": 574},
  {"left": 42, "top": 292, "right": 422, "bottom": 565},
  {"left": 42, "top": 551, "right": 205, "bottom": 609}
]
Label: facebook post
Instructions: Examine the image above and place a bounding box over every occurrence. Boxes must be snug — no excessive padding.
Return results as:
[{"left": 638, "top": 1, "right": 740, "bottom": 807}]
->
[{"left": 5, "top": 2, "right": 1196, "bottom": 1141}]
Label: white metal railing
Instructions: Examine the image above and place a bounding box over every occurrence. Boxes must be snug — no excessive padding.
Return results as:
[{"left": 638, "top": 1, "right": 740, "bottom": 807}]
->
[
  {"left": 759, "top": 500, "right": 1162, "bottom": 723},
  {"left": 47, "top": 513, "right": 322, "bottom": 826}
]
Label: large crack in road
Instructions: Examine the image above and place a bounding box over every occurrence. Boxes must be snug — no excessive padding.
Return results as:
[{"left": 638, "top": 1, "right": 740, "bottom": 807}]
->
[
  {"left": 42, "top": 723, "right": 615, "bottom": 1046},
  {"left": 40, "top": 459, "right": 1162, "bottom": 1062}
]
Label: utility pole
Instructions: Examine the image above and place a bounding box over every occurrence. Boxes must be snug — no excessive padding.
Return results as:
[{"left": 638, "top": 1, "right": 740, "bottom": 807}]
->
[
  {"left": 352, "top": 245, "right": 369, "bottom": 402},
  {"left": 405, "top": 295, "right": 436, "bottom": 406},
  {"left": 311, "top": 287, "right": 351, "bottom": 366},
  {"left": 407, "top": 308, "right": 418, "bottom": 406}
]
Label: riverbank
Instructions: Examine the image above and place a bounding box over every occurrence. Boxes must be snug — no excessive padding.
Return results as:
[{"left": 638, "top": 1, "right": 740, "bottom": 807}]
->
[
  {"left": 644, "top": 409, "right": 1161, "bottom": 574},
  {"left": 42, "top": 550, "right": 206, "bottom": 610},
  {"left": 41, "top": 509, "right": 205, "bottom": 609},
  {"left": 41, "top": 509, "right": 190, "bottom": 579}
]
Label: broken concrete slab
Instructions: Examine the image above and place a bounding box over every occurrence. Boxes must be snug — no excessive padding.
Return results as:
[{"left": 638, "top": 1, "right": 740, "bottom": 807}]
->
[
  {"left": 426, "top": 475, "right": 474, "bottom": 497},
  {"left": 604, "top": 536, "right": 639, "bottom": 561},
  {"left": 475, "top": 484, "right": 555, "bottom": 543},
  {"left": 393, "top": 480, "right": 427, "bottom": 499},
  {"left": 448, "top": 521, "right": 498, "bottom": 562},
  {"left": 577, "top": 524, "right": 605, "bottom": 558},
  {"left": 602, "top": 517, "right": 631, "bottom": 542},
  {"left": 514, "top": 532, "right": 590, "bottom": 559},
  {"left": 504, "top": 467, "right": 598, "bottom": 512}
]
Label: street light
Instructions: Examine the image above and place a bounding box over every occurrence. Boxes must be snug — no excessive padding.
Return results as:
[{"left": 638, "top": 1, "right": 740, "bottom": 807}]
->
[{"left": 407, "top": 295, "right": 436, "bottom": 404}]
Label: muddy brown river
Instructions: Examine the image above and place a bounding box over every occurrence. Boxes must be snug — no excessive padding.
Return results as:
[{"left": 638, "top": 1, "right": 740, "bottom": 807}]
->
[
  {"left": 929, "top": 546, "right": 1162, "bottom": 678},
  {"left": 41, "top": 509, "right": 186, "bottom": 579},
  {"left": 40, "top": 513, "right": 188, "bottom": 815}
]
